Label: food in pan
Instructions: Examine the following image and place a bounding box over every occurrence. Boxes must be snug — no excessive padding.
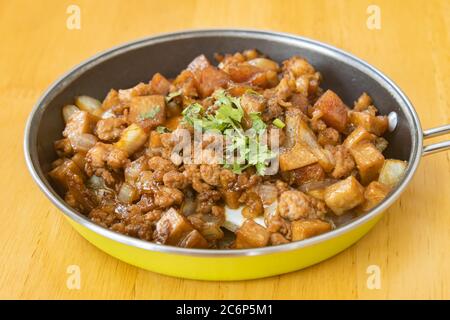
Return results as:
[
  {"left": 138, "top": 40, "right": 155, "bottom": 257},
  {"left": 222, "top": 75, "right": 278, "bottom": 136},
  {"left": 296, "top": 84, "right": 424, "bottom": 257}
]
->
[{"left": 49, "top": 49, "right": 407, "bottom": 249}]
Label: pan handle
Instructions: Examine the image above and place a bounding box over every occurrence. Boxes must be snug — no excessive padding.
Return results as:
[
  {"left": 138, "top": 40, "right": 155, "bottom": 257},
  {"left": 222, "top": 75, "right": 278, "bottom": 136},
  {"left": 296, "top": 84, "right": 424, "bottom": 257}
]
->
[{"left": 423, "top": 124, "right": 450, "bottom": 156}]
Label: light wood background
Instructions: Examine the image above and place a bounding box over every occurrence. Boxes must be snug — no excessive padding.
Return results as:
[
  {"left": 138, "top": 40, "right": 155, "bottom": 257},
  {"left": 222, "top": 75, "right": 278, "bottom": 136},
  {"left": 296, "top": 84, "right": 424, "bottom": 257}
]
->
[{"left": 0, "top": 0, "right": 449, "bottom": 300}]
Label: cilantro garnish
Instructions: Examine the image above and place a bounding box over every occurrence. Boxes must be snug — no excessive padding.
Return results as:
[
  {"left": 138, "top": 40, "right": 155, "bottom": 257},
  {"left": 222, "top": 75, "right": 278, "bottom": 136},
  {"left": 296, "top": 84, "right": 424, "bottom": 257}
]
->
[
  {"left": 165, "top": 90, "right": 182, "bottom": 103},
  {"left": 139, "top": 106, "right": 160, "bottom": 120},
  {"left": 156, "top": 126, "right": 170, "bottom": 133},
  {"left": 181, "top": 89, "right": 276, "bottom": 175}
]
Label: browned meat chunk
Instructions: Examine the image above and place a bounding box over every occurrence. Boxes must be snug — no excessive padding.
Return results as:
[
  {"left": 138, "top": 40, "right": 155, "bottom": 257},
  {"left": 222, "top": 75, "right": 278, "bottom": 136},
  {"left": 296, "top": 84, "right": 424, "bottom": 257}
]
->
[
  {"left": 85, "top": 142, "right": 129, "bottom": 185},
  {"left": 330, "top": 145, "right": 355, "bottom": 179},
  {"left": 95, "top": 117, "right": 127, "bottom": 141},
  {"left": 278, "top": 190, "right": 325, "bottom": 221}
]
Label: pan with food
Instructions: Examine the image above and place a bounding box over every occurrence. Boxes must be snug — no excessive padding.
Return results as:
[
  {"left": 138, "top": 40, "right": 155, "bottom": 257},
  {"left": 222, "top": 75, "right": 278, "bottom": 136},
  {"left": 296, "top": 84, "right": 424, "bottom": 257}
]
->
[{"left": 24, "top": 30, "right": 450, "bottom": 280}]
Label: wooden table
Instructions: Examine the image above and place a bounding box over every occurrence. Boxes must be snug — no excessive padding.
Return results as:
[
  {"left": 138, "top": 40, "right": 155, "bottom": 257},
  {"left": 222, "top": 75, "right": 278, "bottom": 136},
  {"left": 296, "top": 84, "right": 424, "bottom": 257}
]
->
[{"left": 0, "top": 0, "right": 449, "bottom": 299}]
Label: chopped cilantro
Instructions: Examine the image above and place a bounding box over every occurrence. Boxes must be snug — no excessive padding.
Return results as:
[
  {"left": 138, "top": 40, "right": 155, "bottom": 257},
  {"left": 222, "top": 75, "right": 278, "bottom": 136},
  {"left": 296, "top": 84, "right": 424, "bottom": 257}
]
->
[
  {"left": 156, "top": 126, "right": 170, "bottom": 133},
  {"left": 139, "top": 106, "right": 160, "bottom": 120},
  {"left": 165, "top": 90, "right": 182, "bottom": 103},
  {"left": 181, "top": 89, "right": 277, "bottom": 175}
]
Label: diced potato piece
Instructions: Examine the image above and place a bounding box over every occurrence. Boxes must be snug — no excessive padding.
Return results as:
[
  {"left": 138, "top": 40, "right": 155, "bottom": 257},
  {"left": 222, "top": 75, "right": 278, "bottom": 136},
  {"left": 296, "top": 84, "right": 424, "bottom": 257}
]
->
[
  {"left": 115, "top": 123, "right": 148, "bottom": 155},
  {"left": 306, "top": 188, "right": 326, "bottom": 201},
  {"left": 235, "top": 219, "right": 270, "bottom": 249},
  {"left": 49, "top": 159, "right": 85, "bottom": 190},
  {"left": 150, "top": 73, "right": 171, "bottom": 96},
  {"left": 291, "top": 219, "right": 332, "bottom": 241},
  {"left": 154, "top": 208, "right": 194, "bottom": 246},
  {"left": 75, "top": 95, "right": 103, "bottom": 117},
  {"left": 291, "top": 163, "right": 325, "bottom": 185},
  {"left": 349, "top": 111, "right": 388, "bottom": 136},
  {"left": 128, "top": 95, "right": 166, "bottom": 131},
  {"left": 359, "top": 181, "right": 390, "bottom": 212},
  {"left": 350, "top": 141, "right": 385, "bottom": 185},
  {"left": 354, "top": 92, "right": 372, "bottom": 111},
  {"left": 378, "top": 159, "right": 408, "bottom": 188},
  {"left": 279, "top": 143, "right": 317, "bottom": 171},
  {"left": 63, "top": 110, "right": 97, "bottom": 137},
  {"left": 324, "top": 176, "right": 365, "bottom": 215},
  {"left": 62, "top": 104, "right": 80, "bottom": 123},
  {"left": 222, "top": 190, "right": 241, "bottom": 209},
  {"left": 178, "top": 230, "right": 209, "bottom": 248},
  {"left": 198, "top": 66, "right": 230, "bottom": 98},
  {"left": 187, "top": 54, "right": 211, "bottom": 77},
  {"left": 343, "top": 126, "right": 375, "bottom": 150},
  {"left": 149, "top": 131, "right": 163, "bottom": 148},
  {"left": 314, "top": 90, "right": 349, "bottom": 132}
]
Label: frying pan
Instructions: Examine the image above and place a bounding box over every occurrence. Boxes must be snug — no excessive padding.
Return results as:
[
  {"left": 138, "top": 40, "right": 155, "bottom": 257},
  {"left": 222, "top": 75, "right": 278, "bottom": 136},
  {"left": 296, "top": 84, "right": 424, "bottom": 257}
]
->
[{"left": 24, "top": 29, "right": 450, "bottom": 280}]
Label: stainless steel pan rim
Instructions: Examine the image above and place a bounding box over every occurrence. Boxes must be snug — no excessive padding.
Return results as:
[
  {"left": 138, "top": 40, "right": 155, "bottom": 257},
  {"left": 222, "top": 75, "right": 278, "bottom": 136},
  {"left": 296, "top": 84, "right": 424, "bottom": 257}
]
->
[{"left": 24, "top": 28, "right": 439, "bottom": 258}]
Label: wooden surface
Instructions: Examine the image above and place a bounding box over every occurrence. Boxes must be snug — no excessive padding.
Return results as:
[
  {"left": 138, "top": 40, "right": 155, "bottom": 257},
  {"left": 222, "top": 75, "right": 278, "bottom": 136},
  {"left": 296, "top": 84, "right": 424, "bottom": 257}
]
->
[{"left": 0, "top": 0, "right": 449, "bottom": 299}]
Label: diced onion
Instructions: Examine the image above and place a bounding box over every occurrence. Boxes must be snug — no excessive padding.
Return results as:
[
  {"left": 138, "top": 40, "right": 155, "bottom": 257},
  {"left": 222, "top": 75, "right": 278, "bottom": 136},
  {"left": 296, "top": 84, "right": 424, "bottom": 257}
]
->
[
  {"left": 117, "top": 183, "right": 138, "bottom": 204},
  {"left": 75, "top": 95, "right": 103, "bottom": 117},
  {"left": 62, "top": 104, "right": 80, "bottom": 123}
]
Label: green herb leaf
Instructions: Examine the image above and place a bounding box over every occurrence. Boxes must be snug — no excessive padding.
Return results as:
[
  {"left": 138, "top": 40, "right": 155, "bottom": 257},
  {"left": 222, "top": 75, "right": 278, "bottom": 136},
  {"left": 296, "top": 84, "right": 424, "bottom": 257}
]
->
[
  {"left": 249, "top": 112, "right": 266, "bottom": 134},
  {"left": 139, "top": 106, "right": 161, "bottom": 120},
  {"left": 156, "top": 126, "right": 170, "bottom": 133},
  {"left": 273, "top": 118, "right": 285, "bottom": 128},
  {"left": 165, "top": 90, "right": 182, "bottom": 103}
]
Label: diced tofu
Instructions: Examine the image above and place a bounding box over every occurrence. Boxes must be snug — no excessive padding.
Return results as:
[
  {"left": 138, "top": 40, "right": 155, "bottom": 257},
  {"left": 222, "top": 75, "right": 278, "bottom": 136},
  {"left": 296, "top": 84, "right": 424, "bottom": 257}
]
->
[
  {"left": 198, "top": 66, "right": 230, "bottom": 98},
  {"left": 359, "top": 181, "right": 390, "bottom": 212},
  {"left": 314, "top": 90, "right": 349, "bottom": 132},
  {"left": 235, "top": 219, "right": 270, "bottom": 249},
  {"left": 150, "top": 73, "right": 171, "bottom": 96},
  {"left": 343, "top": 126, "right": 375, "bottom": 150},
  {"left": 115, "top": 124, "right": 148, "bottom": 155},
  {"left": 128, "top": 95, "right": 166, "bottom": 131},
  {"left": 324, "top": 176, "right": 365, "bottom": 215},
  {"left": 279, "top": 143, "right": 318, "bottom": 171},
  {"left": 350, "top": 141, "right": 385, "bottom": 185},
  {"left": 154, "top": 208, "right": 194, "bottom": 246},
  {"left": 74, "top": 95, "right": 103, "bottom": 117},
  {"left": 349, "top": 111, "right": 388, "bottom": 136},
  {"left": 378, "top": 159, "right": 408, "bottom": 188},
  {"left": 291, "top": 219, "right": 332, "bottom": 241},
  {"left": 178, "top": 230, "right": 209, "bottom": 249}
]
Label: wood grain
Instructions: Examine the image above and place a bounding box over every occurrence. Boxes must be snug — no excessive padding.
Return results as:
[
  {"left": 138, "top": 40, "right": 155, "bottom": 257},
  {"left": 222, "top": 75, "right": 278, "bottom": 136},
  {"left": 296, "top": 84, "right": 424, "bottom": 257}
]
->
[{"left": 0, "top": 0, "right": 449, "bottom": 299}]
